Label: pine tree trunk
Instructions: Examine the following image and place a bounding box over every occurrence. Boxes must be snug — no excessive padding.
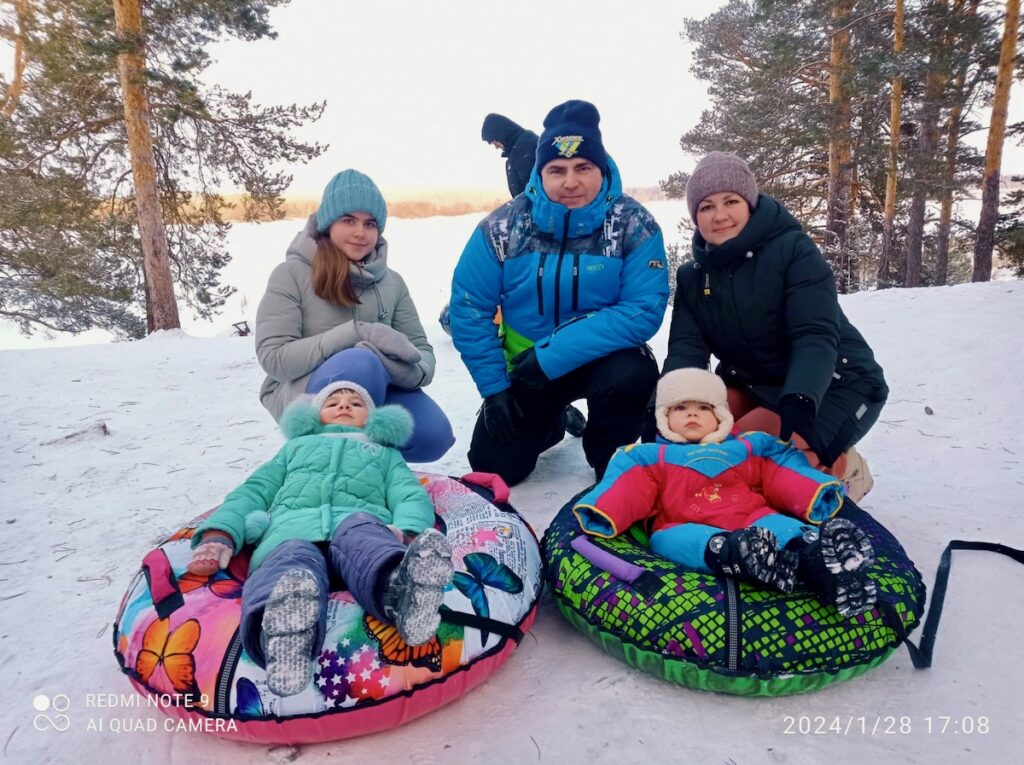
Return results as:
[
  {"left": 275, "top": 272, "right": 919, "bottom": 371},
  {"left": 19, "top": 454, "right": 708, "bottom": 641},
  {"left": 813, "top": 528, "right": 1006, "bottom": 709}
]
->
[
  {"left": 904, "top": 1, "right": 950, "bottom": 288},
  {"left": 935, "top": 0, "right": 976, "bottom": 286},
  {"left": 973, "top": 0, "right": 1020, "bottom": 282},
  {"left": 877, "top": 0, "right": 905, "bottom": 287},
  {"left": 1, "top": 0, "right": 29, "bottom": 117},
  {"left": 935, "top": 92, "right": 962, "bottom": 287},
  {"left": 112, "top": 0, "right": 180, "bottom": 332},
  {"left": 848, "top": 157, "right": 860, "bottom": 290},
  {"left": 826, "top": 0, "right": 854, "bottom": 293}
]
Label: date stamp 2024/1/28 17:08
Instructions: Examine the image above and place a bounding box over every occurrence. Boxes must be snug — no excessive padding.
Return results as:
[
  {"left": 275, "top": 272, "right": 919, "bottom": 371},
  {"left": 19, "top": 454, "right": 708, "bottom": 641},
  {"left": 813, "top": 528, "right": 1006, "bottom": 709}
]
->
[{"left": 782, "top": 715, "right": 991, "bottom": 736}]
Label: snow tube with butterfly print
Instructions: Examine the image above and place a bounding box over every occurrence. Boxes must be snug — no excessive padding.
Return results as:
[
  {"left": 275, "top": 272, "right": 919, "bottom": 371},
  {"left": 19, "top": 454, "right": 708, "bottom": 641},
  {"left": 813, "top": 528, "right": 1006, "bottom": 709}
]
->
[
  {"left": 542, "top": 495, "right": 926, "bottom": 696},
  {"left": 112, "top": 473, "right": 543, "bottom": 744}
]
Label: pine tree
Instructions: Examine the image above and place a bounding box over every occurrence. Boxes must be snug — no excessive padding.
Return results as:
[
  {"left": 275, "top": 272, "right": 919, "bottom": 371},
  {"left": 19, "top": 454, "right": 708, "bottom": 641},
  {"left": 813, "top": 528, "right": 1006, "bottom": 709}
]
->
[
  {"left": 877, "top": 0, "right": 905, "bottom": 287},
  {"left": 0, "top": 0, "right": 325, "bottom": 337},
  {"left": 995, "top": 178, "right": 1024, "bottom": 276},
  {"left": 669, "top": 0, "right": 897, "bottom": 287},
  {"left": 903, "top": 0, "right": 954, "bottom": 289},
  {"left": 826, "top": 0, "right": 855, "bottom": 292},
  {"left": 113, "top": 0, "right": 180, "bottom": 332},
  {"left": 934, "top": 0, "right": 983, "bottom": 286},
  {"left": 973, "top": 0, "right": 1020, "bottom": 281},
  {"left": 670, "top": 0, "right": 999, "bottom": 291}
]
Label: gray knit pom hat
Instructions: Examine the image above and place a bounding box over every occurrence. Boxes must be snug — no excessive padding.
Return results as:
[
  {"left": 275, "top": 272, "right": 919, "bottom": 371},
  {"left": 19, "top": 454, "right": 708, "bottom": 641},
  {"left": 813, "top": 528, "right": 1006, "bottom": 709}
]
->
[{"left": 685, "top": 152, "right": 759, "bottom": 222}]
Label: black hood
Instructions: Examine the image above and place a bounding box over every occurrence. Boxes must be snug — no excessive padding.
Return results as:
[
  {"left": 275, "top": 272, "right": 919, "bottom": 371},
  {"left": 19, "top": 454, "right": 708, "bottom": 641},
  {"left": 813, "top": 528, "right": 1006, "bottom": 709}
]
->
[{"left": 481, "top": 113, "right": 525, "bottom": 150}]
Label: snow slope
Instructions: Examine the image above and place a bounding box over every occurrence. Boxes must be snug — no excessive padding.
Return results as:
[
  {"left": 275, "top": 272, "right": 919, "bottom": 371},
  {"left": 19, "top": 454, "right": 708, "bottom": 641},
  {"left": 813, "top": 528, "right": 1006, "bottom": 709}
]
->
[{"left": 1, "top": 207, "right": 1022, "bottom": 764}]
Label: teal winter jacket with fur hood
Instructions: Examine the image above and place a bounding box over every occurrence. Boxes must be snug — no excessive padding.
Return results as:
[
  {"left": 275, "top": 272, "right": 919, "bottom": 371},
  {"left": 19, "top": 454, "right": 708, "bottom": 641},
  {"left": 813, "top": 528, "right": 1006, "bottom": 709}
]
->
[{"left": 193, "top": 399, "right": 434, "bottom": 571}]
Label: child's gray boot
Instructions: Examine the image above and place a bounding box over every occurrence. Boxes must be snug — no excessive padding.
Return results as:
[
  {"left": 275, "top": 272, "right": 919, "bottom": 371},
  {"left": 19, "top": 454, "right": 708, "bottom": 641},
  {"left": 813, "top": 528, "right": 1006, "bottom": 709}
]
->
[
  {"left": 383, "top": 529, "right": 453, "bottom": 646},
  {"left": 262, "top": 569, "right": 321, "bottom": 697}
]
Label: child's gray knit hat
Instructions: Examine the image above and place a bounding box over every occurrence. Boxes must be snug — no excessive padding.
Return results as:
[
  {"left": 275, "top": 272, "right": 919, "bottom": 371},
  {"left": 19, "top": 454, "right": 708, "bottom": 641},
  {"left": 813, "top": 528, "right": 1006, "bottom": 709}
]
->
[{"left": 311, "top": 380, "right": 375, "bottom": 413}]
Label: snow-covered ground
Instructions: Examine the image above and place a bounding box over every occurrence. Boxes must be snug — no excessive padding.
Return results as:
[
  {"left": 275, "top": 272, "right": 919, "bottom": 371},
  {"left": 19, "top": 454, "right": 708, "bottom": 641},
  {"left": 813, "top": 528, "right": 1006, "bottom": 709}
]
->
[{"left": 1, "top": 206, "right": 1022, "bottom": 764}]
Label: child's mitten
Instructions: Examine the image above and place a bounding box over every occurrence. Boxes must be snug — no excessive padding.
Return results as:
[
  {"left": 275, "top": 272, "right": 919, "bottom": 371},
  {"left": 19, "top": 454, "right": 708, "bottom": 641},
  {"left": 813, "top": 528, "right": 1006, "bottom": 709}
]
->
[{"left": 188, "top": 532, "right": 233, "bottom": 576}]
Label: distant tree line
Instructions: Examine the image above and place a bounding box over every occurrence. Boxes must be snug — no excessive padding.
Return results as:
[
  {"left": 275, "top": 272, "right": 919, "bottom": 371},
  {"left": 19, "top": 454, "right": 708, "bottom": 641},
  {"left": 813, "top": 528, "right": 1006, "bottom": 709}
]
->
[
  {"left": 666, "top": 0, "right": 1022, "bottom": 291},
  {"left": 0, "top": 0, "right": 324, "bottom": 338}
]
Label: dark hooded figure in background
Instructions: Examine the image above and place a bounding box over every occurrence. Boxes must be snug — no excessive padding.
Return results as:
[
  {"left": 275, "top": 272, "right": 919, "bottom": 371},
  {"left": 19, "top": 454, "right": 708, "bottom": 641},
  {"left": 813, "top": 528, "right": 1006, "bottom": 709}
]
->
[{"left": 481, "top": 113, "right": 539, "bottom": 198}]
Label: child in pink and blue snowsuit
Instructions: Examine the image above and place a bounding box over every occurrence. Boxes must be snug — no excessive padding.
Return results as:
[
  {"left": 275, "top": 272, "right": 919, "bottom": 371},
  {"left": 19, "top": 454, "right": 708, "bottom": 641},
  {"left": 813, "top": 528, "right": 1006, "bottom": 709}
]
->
[{"left": 574, "top": 368, "right": 876, "bottom": 617}]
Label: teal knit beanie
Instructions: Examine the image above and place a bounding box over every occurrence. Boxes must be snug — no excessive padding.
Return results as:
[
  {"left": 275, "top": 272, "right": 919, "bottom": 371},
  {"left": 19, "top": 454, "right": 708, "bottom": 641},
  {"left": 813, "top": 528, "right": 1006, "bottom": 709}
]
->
[{"left": 315, "top": 169, "right": 388, "bottom": 234}]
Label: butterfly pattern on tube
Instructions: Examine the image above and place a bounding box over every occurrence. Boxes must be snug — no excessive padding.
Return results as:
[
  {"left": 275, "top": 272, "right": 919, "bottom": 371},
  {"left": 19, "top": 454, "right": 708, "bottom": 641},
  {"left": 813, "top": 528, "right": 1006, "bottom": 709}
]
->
[
  {"left": 134, "top": 617, "right": 201, "bottom": 697},
  {"left": 452, "top": 553, "right": 524, "bottom": 644},
  {"left": 234, "top": 677, "right": 266, "bottom": 719},
  {"left": 364, "top": 615, "right": 442, "bottom": 672}
]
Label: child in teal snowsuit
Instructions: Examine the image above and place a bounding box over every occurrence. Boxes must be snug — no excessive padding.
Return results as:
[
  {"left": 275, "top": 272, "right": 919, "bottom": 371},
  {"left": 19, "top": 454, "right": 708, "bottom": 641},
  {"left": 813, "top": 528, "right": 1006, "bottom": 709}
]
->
[{"left": 188, "top": 380, "right": 453, "bottom": 697}]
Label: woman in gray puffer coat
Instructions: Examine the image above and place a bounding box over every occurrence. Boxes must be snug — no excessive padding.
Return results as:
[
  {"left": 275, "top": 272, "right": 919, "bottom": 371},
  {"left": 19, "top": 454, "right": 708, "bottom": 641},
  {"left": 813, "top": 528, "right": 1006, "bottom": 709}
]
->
[{"left": 255, "top": 169, "right": 454, "bottom": 462}]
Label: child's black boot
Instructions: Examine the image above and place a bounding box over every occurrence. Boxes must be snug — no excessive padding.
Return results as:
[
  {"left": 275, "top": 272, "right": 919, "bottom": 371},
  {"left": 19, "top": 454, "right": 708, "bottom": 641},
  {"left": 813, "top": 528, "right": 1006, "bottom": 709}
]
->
[
  {"left": 792, "top": 518, "right": 877, "bottom": 617},
  {"left": 705, "top": 527, "right": 799, "bottom": 593}
]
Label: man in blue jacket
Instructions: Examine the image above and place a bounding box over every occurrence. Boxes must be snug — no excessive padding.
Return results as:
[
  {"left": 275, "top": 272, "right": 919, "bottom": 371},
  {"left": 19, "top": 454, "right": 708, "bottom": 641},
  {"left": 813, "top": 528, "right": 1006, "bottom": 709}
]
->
[{"left": 451, "top": 100, "right": 669, "bottom": 485}]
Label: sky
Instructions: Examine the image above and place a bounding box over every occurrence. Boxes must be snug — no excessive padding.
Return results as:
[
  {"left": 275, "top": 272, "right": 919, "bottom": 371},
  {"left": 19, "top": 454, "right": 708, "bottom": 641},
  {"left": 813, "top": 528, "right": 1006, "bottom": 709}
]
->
[
  {"left": 198, "top": 0, "right": 1024, "bottom": 196},
  {"left": 197, "top": 0, "right": 715, "bottom": 194},
  {"left": 3, "top": 0, "right": 1022, "bottom": 196}
]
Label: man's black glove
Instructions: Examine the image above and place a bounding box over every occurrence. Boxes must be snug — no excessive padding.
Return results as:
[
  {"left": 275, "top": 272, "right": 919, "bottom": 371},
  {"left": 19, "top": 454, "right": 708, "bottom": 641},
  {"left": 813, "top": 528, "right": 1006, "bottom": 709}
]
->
[
  {"left": 482, "top": 389, "right": 524, "bottom": 443},
  {"left": 508, "top": 347, "right": 549, "bottom": 390},
  {"left": 777, "top": 393, "right": 826, "bottom": 457}
]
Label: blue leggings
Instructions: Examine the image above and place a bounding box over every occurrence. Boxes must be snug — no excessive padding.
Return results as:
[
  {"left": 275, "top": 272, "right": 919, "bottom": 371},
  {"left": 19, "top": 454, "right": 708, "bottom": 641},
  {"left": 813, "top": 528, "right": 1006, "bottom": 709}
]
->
[
  {"left": 306, "top": 347, "right": 454, "bottom": 463},
  {"left": 650, "top": 514, "right": 813, "bottom": 573}
]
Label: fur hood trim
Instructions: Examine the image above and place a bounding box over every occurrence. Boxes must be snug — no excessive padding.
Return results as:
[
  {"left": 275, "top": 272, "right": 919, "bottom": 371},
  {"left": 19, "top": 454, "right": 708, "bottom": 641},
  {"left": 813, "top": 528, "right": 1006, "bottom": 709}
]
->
[{"left": 280, "top": 396, "right": 414, "bottom": 448}]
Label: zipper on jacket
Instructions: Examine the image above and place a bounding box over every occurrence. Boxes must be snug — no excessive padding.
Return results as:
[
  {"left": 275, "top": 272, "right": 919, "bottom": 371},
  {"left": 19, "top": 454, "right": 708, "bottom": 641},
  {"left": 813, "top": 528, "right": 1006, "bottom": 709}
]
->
[
  {"left": 724, "top": 576, "right": 740, "bottom": 671},
  {"left": 703, "top": 272, "right": 711, "bottom": 296},
  {"left": 548, "top": 312, "right": 591, "bottom": 336},
  {"left": 536, "top": 253, "right": 547, "bottom": 315},
  {"left": 553, "top": 213, "right": 571, "bottom": 327},
  {"left": 572, "top": 252, "right": 580, "bottom": 310}
]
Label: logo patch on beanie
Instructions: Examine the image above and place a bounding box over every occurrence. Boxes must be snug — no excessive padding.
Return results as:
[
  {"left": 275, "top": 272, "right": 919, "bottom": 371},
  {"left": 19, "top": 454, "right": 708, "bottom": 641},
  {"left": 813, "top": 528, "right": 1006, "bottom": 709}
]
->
[{"left": 553, "top": 135, "right": 583, "bottom": 158}]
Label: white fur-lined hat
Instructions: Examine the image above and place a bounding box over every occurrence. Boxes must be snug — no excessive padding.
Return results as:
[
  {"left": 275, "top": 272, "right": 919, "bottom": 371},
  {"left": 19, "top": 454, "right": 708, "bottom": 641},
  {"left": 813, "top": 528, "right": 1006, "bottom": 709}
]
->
[
  {"left": 311, "top": 380, "right": 375, "bottom": 413},
  {"left": 655, "top": 368, "right": 734, "bottom": 444}
]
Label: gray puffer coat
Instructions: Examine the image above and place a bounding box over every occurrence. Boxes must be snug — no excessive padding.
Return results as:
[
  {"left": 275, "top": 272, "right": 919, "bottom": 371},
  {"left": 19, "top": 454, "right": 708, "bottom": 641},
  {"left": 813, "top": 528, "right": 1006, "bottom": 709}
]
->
[{"left": 255, "top": 215, "right": 435, "bottom": 420}]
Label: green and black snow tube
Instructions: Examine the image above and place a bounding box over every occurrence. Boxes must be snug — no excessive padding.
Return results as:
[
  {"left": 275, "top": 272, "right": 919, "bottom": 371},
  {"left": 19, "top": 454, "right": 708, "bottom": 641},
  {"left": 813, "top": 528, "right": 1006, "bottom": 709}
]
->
[{"left": 542, "top": 497, "right": 926, "bottom": 696}]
